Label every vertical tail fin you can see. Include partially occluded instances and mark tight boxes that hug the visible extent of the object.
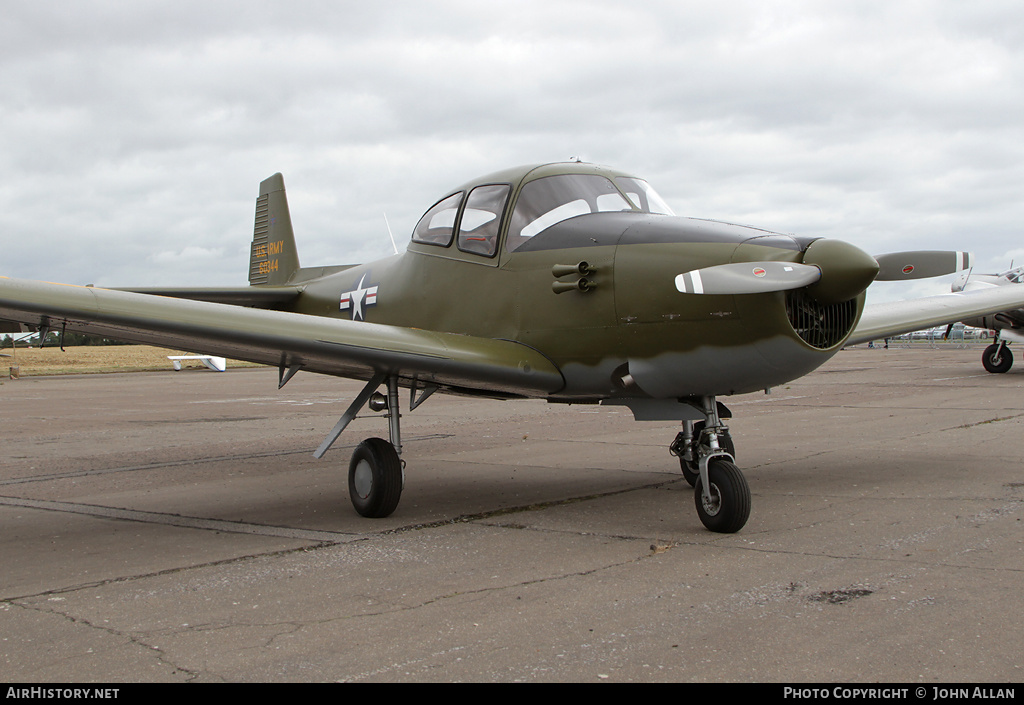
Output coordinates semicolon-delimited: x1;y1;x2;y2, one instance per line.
249;173;300;286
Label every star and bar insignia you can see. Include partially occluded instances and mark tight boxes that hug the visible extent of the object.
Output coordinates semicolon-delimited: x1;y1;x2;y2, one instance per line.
339;273;378;321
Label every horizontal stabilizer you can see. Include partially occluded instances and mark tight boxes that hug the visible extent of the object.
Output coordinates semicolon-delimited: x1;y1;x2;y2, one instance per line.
874;251;972;281
675;262;821;295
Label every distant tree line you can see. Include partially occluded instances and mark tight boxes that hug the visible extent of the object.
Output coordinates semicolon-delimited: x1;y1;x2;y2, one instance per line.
2;332;132;348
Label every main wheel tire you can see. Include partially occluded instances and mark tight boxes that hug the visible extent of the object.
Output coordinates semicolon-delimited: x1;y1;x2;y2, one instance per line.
694;459;751;533
982;343;1013;373
680;423;737;487
681;462;700;487
348;438;403;518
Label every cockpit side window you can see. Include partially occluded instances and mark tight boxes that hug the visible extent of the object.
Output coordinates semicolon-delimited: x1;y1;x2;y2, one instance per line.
457;184;510;257
412;192;464;247
506;174;632;252
615;177;675;215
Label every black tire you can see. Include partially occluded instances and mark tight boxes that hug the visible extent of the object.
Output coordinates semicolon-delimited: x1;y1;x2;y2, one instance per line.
680;461;700;487
348;438;403;518
694;459;751;533
982;344;1013;373
680;422;736;487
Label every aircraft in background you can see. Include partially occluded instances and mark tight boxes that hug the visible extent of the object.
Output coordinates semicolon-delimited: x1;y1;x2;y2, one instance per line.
950;267;1024;373
4;162;1024;533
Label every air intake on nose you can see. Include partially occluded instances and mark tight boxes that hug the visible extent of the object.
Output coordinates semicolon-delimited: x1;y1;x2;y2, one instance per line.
785;289;857;350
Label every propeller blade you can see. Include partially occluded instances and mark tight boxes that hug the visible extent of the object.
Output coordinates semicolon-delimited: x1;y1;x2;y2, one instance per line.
874;251;973;281
675;261;821;295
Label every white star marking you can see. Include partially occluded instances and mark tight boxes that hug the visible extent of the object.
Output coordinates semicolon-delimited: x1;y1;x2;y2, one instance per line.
340;274;378;321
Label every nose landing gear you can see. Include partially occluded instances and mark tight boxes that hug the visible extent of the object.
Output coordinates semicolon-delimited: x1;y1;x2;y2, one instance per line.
669;396;751;533
693;459;751;534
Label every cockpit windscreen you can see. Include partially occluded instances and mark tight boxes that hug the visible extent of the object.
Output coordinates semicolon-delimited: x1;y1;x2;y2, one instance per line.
506;174;670;252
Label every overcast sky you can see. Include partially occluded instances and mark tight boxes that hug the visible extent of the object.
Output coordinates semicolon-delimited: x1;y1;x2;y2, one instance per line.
4;1;1023;304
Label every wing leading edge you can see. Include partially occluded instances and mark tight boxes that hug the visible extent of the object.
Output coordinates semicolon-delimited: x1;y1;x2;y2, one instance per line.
849;285;1024;346
0;277;564;398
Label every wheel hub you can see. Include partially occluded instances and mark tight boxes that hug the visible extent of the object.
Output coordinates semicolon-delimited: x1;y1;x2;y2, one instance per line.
353;459;374;499
700;482;722;517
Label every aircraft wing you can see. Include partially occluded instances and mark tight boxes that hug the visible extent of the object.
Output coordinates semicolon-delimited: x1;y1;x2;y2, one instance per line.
848;286;1024;345
0;277;564;397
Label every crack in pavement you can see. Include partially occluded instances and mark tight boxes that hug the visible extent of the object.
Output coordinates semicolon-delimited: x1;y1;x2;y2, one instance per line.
0;495;368;543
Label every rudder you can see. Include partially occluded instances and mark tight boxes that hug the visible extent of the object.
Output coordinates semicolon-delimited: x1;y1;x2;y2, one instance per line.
249;173;300;285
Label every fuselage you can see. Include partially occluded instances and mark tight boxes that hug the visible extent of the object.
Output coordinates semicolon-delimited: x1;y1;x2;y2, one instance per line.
953;268;1024;332
280;163;866;400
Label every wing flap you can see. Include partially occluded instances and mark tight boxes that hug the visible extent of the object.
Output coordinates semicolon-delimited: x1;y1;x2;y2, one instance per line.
849;286;1024;345
0;277;564;396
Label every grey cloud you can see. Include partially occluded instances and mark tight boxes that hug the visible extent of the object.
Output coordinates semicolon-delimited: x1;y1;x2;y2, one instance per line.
1;1;1022;304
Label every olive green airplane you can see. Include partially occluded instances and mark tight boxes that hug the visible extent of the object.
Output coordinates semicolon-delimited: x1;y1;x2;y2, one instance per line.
5;161;1024;533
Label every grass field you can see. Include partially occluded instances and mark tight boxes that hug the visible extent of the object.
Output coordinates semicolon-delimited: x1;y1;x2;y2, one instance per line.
2;345;259;377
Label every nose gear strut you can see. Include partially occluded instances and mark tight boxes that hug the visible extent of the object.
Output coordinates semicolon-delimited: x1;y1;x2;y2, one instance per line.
669;395;751;533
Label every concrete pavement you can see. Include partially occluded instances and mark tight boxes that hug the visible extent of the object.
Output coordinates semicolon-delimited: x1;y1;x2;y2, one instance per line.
1;346;1021;682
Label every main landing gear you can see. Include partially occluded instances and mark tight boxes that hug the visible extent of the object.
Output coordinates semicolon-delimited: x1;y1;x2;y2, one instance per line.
313;373;436;518
669;396;751;533
313;376;751;532
983;338;1013;373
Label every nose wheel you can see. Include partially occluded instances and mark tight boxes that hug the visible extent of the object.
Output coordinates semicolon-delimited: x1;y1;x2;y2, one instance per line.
669;396;751;533
694;459;750;533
